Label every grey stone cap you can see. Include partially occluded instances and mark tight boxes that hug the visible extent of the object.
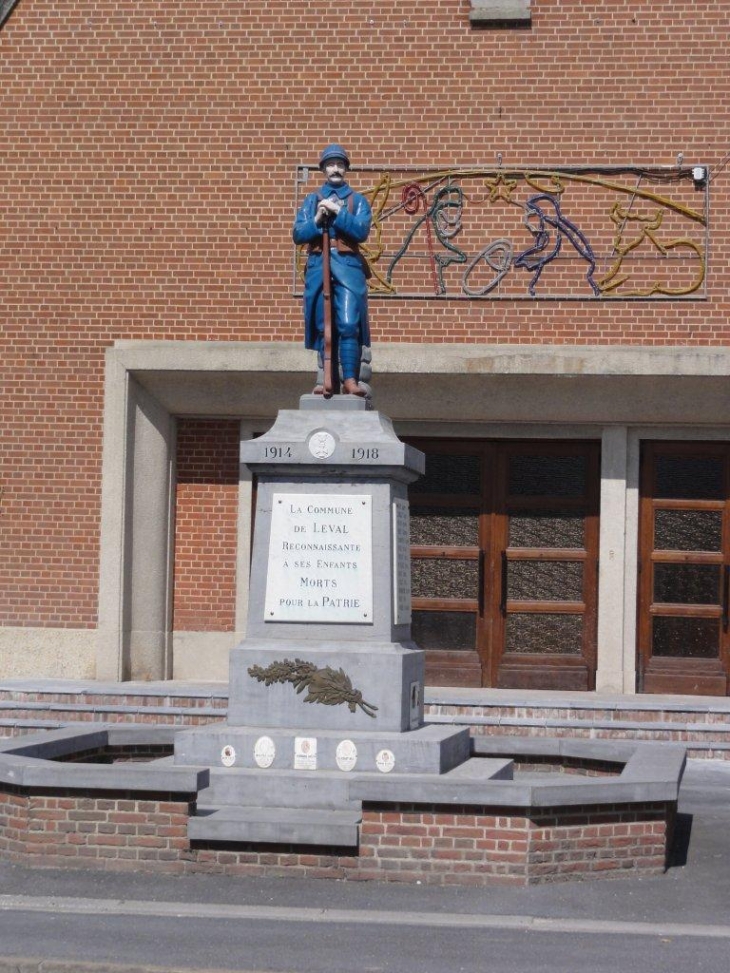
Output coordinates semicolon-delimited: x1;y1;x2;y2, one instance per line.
0;725;685;809
0;678;229;699
0;724;207;793
6;677;728;715
425;685;730;715
350;741;685;809
240;406;424;478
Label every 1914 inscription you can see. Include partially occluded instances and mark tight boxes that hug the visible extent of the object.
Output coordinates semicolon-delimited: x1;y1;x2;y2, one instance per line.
265;493;373;623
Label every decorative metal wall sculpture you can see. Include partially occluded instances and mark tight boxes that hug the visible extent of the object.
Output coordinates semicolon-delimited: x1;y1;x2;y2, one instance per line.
294;165;707;300
248;658;378;717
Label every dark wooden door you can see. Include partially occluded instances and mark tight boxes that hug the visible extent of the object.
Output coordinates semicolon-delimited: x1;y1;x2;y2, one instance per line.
638;442;730;695
407;439;600;689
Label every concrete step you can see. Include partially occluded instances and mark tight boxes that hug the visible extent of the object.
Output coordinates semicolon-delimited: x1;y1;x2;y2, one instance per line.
189;805;361;846
196;766;356;810
4;680;730;759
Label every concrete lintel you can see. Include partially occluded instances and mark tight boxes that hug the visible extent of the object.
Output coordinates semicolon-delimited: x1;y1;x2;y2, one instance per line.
107;341;730;425
111;340;730;380
470;1;531;28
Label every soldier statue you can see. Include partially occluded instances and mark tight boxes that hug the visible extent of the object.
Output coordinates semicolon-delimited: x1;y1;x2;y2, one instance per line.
293;144;372;396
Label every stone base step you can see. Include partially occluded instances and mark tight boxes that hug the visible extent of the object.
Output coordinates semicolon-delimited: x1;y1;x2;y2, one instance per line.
189;805;361;847
196;766;355;810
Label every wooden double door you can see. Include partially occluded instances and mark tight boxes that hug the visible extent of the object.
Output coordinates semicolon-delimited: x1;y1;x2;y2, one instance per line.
639;442;730;695
406;439;600;690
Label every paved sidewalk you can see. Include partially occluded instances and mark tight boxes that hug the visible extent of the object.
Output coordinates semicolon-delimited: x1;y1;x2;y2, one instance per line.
0;759;728;973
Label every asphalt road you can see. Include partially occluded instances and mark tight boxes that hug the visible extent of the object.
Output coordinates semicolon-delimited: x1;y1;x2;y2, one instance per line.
0;759;728;973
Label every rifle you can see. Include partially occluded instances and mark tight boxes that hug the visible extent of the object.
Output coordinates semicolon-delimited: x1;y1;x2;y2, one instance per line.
321;216;339;397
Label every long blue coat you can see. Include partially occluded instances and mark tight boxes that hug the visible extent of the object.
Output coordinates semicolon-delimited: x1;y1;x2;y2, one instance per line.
293;183;372;351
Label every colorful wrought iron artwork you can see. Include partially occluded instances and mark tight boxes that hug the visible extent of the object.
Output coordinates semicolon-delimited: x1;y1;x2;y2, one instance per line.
294;166;707;300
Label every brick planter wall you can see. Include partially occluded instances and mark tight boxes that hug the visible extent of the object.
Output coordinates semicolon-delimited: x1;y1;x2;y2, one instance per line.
0;786;672;885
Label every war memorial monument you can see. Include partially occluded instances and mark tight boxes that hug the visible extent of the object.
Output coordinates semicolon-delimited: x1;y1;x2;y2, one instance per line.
0;147;685;884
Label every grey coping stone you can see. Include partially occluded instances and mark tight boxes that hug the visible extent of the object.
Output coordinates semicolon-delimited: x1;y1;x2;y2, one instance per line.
471;735;637;763
349;774;678;809
0;726;684;815
0;725;110;758
424;686;730;714
0;701;225;716
106;724;179;746
0;679;229;698
442;757;514;781
349;742;685;809
0;723;178;755
0;754;207;793
189;805;361;846
5;678;730;716
0;724;208;792
432;713;730;736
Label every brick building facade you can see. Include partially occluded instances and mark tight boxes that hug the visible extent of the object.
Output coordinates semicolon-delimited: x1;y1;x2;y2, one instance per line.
3;1;730;698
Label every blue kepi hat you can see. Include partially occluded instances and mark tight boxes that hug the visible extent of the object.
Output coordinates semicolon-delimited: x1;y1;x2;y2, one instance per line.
319;144;350;168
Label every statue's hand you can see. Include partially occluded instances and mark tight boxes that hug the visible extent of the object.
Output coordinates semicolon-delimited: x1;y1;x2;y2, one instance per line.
314;203;330;226
321;198;342;215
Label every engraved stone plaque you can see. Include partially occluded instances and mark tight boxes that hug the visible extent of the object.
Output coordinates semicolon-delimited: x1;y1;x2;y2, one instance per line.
253;735;276;769
335;739;358;772
265;493;373;623
375;749;396;774
294;736;318;770
392;498;412;625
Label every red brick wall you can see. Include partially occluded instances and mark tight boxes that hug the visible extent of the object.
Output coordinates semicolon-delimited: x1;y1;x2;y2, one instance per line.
173;419;240;632
0;788;671;884
2;1;730;627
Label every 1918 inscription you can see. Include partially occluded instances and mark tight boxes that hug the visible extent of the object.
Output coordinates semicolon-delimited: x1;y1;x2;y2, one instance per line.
265;493;373;623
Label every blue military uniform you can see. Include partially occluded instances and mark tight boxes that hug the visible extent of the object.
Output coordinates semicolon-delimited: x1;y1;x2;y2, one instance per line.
293;167;372;384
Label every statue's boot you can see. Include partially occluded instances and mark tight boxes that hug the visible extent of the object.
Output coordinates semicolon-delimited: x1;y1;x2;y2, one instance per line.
312;385;325;395
342;378;366;396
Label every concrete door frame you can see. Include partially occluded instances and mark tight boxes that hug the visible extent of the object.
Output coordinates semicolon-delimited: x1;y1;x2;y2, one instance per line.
95;340;730;689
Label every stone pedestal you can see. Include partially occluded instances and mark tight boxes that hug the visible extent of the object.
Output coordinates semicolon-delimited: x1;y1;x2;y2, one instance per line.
173;396;474;840
229;396;428;737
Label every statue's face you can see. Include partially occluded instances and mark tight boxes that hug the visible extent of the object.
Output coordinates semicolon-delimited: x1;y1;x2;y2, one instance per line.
323;158;348;186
